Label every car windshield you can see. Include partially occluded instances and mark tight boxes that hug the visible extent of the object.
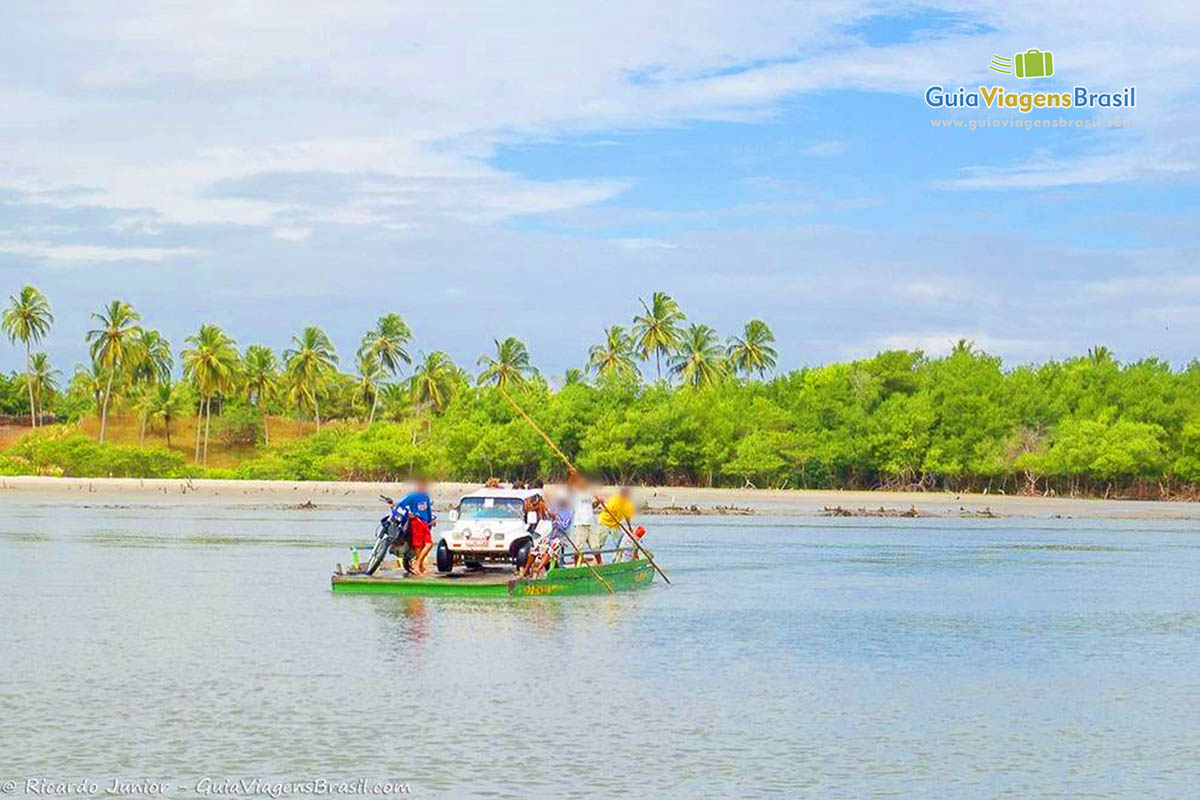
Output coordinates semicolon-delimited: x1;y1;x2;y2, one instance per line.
458;496;526;520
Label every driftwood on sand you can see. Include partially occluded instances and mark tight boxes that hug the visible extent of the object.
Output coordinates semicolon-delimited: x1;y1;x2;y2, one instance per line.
822;505;998;519
644;503;755;516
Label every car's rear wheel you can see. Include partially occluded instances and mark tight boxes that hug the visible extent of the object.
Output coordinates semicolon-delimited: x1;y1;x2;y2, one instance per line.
436;540;454;573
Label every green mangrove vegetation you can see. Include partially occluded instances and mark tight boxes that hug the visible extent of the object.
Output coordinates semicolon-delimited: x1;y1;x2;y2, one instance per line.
3;285;1200;498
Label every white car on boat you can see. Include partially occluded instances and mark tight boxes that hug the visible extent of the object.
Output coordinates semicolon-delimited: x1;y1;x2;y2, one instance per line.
436;487;550;572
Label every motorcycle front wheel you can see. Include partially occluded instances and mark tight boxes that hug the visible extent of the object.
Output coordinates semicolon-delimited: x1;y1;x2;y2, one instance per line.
365;535;391;576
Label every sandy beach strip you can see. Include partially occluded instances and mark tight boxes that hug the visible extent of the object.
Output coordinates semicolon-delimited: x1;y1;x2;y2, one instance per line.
1;475;1197;520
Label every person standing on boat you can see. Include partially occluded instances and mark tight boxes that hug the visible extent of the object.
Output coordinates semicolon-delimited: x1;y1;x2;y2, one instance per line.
395;479;436;575
568;468;601;567
597;487;636;561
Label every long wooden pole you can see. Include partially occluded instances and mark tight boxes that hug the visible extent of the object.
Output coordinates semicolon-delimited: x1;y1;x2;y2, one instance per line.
498;387;613;593
499;384;671;586
498;384;575;468
558;531;614;594
597;497;672;585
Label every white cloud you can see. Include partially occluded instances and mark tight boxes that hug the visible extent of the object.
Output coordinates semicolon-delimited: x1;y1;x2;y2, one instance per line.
0;241;200;262
0;1;1198;375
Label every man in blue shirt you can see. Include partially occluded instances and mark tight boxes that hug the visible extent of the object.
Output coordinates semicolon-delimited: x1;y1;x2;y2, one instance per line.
394;479;436;574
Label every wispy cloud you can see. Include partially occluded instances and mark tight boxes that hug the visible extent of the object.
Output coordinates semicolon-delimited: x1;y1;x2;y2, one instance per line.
0;241;200;262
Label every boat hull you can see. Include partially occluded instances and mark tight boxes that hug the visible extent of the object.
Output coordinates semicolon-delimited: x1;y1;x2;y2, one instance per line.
331;558;656;597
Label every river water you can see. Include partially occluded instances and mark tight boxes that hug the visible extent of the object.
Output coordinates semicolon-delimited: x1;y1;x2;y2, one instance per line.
2;499;1199;798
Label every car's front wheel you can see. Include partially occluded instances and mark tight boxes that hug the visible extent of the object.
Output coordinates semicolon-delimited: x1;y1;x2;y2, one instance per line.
510;536;533;568
436;540;454;573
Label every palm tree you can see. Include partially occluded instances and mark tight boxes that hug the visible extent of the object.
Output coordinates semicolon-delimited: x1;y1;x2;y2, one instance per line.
476;337;536;389
241;345;279;444
355;352;384;417
131;385;156;445
28;352;60;425
2;286;54;428
129;329;173;442
359;314;412;426
1088;345;1115;366
86;300;143;442
587;325;639;378
142;381;190;448
283;326;338;430
950;338;976;357
632;291;685;381
71;362;106;418
726;319;778;378
410;351;457;413
669;323;728;388
131;329;173;385
181;324;240;463
563;368;586;387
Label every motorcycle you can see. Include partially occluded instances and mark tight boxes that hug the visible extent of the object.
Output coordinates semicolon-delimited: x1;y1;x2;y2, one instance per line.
365;494;414;576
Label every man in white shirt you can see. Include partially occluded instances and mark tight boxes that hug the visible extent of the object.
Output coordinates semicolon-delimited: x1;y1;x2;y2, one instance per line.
567;468;600;566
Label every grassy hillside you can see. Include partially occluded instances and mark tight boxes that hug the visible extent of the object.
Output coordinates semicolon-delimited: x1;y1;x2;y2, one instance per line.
2;415;332;471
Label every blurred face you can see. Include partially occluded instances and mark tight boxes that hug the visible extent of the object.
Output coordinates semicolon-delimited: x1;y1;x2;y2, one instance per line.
619;487;632;500
416;479;429;493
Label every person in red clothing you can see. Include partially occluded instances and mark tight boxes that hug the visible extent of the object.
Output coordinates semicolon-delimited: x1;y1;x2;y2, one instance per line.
394;479;436;575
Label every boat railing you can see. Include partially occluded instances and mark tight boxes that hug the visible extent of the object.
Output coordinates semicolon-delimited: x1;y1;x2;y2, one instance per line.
552;541;638;567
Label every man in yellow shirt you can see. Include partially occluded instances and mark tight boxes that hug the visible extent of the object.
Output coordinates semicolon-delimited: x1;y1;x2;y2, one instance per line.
596;487;635;562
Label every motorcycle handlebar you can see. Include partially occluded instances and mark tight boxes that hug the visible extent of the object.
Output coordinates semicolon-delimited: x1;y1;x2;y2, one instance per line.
379;494;394;505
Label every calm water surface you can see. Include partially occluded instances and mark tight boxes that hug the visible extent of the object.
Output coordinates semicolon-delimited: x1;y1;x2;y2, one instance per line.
2;499;1199;798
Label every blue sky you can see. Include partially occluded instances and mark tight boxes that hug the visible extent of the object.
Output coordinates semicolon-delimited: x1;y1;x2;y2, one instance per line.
1;1;1197;379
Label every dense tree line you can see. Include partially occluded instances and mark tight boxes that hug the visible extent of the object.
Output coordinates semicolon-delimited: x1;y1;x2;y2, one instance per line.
3;285;1200;497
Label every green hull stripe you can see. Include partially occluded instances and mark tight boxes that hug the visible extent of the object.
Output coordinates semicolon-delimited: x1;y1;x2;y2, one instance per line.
332;559;656;597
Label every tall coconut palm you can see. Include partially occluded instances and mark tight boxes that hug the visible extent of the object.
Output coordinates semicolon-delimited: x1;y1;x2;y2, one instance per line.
410;351;457;413
86;300;143;442
476;337;536;389
129;329;173;442
283;326;338;430
2;285;54;428
241;345;279;444
587;325;639;378
131;329;174;385
669;323;728;388
28;352;60;425
181;324;240;463
726;319;778;378
632;291;685;381
131;385;156;445
359;313;412;426
354;352;384;417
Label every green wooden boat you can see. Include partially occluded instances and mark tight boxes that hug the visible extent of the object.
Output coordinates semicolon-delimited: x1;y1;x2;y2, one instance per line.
331;558;656;597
